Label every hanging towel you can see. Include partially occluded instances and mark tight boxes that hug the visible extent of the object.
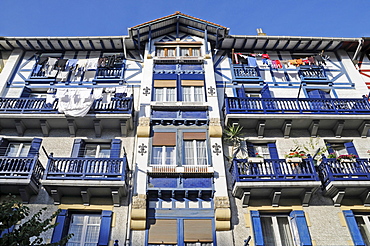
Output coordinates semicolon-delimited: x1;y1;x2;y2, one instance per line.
247;56;257;67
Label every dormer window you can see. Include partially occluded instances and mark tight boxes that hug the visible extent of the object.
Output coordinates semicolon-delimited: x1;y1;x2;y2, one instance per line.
156;48;176;57
180;47;201;57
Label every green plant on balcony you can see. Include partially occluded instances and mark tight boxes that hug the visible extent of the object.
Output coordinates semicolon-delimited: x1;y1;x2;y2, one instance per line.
327;153;337;159
223;124;243;160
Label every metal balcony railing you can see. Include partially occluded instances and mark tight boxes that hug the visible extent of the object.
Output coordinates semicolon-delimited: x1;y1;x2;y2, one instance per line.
298;66;328;81
43;155;129;182
230;157;319;183
225;97;370;114
232;65;262;81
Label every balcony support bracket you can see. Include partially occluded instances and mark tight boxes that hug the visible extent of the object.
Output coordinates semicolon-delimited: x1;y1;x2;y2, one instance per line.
40;120;50;137
272;190;281;207
309;120;320;137
282;120;292;138
94;120;102;138
301;190;313;207
15;120;25;136
334;120;345;138
19;188;31;204
67;119;77;137
333;190;345;207
358;120;370;138
242;191;251;207
112;189;122;207
362;190;370;207
120;120;127;137
256;120;265;138
81;189;91;206
51;189;61;205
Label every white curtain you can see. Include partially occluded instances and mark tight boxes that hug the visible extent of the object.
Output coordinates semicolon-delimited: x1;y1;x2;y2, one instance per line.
167;88;176;101
152;147;163;165
261;217;276;246
277;217;294;246
154;88;164;101
182;87;192;102
165;147;175;165
184;141;194;165
194;87;204;102
196;141;207;165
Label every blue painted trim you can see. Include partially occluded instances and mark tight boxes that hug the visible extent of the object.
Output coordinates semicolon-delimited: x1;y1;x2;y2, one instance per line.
250;211;264;246
290;210;312;246
343;210;366;246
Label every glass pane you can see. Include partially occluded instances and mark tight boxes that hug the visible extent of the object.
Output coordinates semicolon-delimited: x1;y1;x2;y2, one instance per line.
182;87;192;102
356;216;370;245
155;88;164;101
84;145;97;158
98;145;111;158
6;143;20;157
261;217;277;246
192;48;200;57
194;87;204;102
184;141;194;165
165;147;175;165
19;144;31;157
156;48;165;57
152;147;163;165
196;141;207;165
166;88;176;102
277;217;294;246
181;48;190;56
167;48;176;57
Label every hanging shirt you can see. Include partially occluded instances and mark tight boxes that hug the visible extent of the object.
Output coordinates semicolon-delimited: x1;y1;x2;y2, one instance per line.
247;56;257;67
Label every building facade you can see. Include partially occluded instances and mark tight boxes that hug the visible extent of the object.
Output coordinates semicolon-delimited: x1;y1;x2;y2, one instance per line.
1;12;370;246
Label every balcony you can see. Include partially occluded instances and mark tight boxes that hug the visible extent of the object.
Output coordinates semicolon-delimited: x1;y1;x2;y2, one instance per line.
319;158;370;206
42;155;129;206
298;66;329;83
232;65;263;82
0;156;44;203
0;96;133;137
151;109;208;126
225;97;370;138
230;158;321;206
26;66;125;85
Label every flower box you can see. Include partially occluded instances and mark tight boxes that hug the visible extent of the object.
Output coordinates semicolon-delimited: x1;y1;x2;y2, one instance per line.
286;157;302;163
339;159;355;163
248;157;264;163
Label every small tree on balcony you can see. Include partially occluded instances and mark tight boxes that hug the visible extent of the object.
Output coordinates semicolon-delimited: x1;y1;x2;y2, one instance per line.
0;195;72;246
223;124;244;160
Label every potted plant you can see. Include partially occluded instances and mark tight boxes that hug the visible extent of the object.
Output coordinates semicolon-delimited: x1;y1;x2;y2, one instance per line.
248;153;264;163
337;154;357;163
327;153;337;159
285;150;306;163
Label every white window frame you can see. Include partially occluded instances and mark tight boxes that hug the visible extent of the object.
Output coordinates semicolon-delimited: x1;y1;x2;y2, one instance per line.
67;214;101;246
260;214;297;246
183;139;208;166
254;144;270;159
84;143;111;158
151;146;176;166
6;142;31;157
154;87;176;102
182;86;204;102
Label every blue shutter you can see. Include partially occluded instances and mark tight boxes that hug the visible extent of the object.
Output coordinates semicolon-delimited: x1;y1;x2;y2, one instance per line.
27;138;42;157
261;84;271;98
290;210;312;246
51;209;68;243
246;142;256;157
307;90;321;98
0;225;15;238
318;90;331;98
237;86;246;98
71;139;85;157
267;143;279;159
343;210;366;246
344;142;359;157
250;211;264;246
326;143;334;156
20;87;32;98
98;210;113;246
0;138;9;156
110;139;121;158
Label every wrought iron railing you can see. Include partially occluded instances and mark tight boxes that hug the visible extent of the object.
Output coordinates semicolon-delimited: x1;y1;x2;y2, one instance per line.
225;97;370;114
230;157;319;183
43;155;129;182
0;156;44;186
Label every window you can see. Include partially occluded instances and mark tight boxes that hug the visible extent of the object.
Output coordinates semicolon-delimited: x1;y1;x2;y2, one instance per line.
0;138;42;158
154;87;176;102
180;47;201;57
156;48;176;57
307;89;331;98
151;132;176;166
236;84;271;98
246;142;278;159
51;210;112;246
326;141;359;157
354;214;370;245
183;132;207;166
251;210;312;246
71;139;122;158
67;214;101;246
181;75;205;102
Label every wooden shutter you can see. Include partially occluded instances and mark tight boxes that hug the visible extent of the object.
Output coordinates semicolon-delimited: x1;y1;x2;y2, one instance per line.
267;143;279;159
152;132;176;146
289;210;312;246
51;209;69;243
250;211;264;246
153;80;177;87
183;132;206;140
343;210;366;246
98;210;113;246
110;139;121;158
71;139;86;157
184;219;213;242
246;142;256;157
148;219;178;244
260;84;271;98
27;138;42;158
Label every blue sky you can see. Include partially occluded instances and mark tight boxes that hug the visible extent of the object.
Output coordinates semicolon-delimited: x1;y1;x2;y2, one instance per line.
2;0;370;38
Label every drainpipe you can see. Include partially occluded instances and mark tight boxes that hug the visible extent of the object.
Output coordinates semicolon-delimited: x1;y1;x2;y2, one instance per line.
352;38;364;63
